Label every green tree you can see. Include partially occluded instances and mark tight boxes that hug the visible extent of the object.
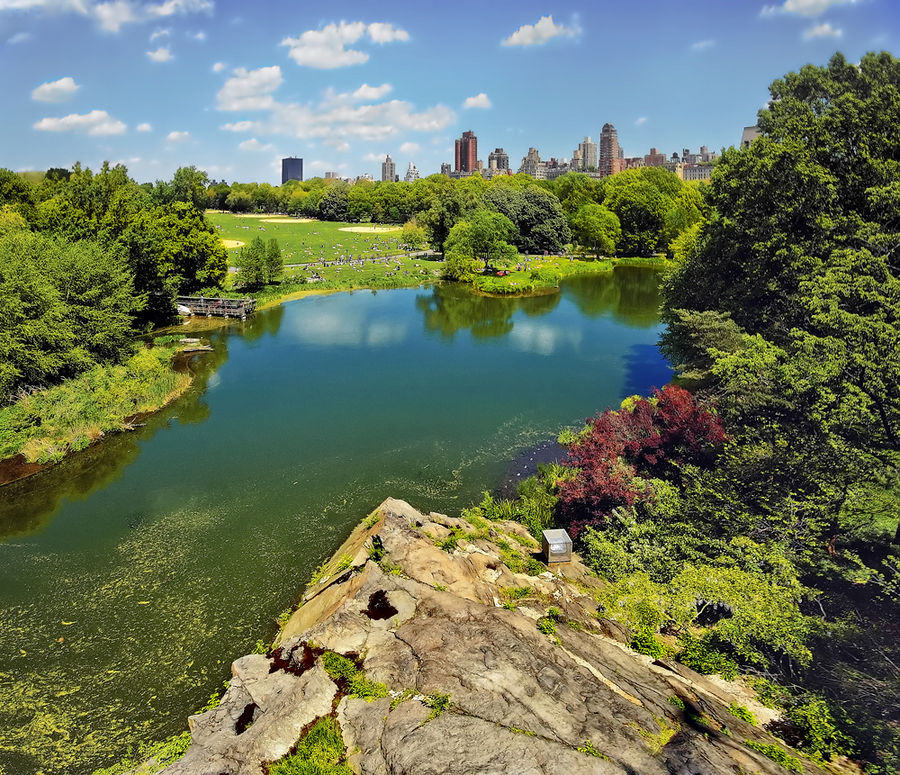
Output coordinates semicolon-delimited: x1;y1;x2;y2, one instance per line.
398;220;427;252
0;233;76;397
602;170;670;256
0;205;27;236
264;238;283;283
236;236;266;288
571;203;621;258
443;210;517;275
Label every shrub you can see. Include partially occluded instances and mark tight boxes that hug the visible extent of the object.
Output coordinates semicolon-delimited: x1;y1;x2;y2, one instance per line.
744;740;802;773
630;627;670;659
536;617;557;635
676;633;739;680
728;704;757;725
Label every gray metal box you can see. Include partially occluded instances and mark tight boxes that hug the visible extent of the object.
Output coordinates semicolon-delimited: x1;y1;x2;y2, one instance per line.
541;529;572;564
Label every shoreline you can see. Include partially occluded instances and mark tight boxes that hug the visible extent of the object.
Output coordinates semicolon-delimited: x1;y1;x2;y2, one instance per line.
0;348;208;488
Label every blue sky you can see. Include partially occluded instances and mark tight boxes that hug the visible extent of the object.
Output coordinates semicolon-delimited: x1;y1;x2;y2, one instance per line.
1;0;897;184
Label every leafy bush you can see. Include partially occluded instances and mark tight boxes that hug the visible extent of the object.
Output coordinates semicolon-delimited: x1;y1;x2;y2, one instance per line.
676;633;739;680
783;696;853;761
629;627;670;659
536;617;557;635
743;740;802;773
557;385;725;536
728;704;757;724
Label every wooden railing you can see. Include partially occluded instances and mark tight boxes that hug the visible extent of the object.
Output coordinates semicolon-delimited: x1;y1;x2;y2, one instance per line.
175;296;256;319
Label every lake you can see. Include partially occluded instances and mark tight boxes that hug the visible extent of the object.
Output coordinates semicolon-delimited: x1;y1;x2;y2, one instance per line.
0;268;671;774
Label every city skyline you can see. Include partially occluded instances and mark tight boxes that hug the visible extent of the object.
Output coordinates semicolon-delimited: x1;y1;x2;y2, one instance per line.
0;0;897;184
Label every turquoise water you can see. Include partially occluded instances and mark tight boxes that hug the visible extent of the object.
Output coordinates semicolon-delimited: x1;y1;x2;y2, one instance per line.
0;268;670;774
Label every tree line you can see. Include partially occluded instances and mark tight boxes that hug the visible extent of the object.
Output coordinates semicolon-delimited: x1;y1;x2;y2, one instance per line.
209;165;705;266
0;163;228;401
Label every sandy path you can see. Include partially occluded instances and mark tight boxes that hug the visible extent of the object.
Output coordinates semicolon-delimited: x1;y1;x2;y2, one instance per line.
338;225;401;233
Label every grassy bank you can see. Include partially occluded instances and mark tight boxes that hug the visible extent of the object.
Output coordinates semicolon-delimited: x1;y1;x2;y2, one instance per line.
469;254;670;295
221;254;445;308
0;344;193;465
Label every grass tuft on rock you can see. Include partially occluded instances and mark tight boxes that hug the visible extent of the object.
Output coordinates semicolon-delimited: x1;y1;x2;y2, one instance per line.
267;716;352;775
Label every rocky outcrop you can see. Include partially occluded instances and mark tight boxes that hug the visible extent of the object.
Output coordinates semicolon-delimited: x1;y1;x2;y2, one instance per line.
161;498;829;775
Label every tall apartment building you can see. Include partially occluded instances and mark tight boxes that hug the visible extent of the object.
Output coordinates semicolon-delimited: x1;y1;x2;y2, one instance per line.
577;136;598;171
281;157;303;183
404;162;420;183
741;126;760;149
518;147;547;179
598;124;621;176
643;147;667;167
440;162;452;176
381;154;396;183
454;130;477;173
488;147;509;171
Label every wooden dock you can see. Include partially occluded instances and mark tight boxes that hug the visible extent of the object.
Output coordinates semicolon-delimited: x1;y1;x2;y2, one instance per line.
176;296;256;319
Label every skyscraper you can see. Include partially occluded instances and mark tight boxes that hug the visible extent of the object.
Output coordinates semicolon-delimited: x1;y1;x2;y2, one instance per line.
454;130;477;173
381;154;396;182
577;137;598;171
599;124;621;177
281;157;303;184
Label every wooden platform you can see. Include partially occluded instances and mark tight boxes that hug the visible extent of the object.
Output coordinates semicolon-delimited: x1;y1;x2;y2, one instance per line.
176;296;256;319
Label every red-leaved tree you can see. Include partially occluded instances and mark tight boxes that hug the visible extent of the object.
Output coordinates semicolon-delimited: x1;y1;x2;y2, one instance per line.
558;385;726;536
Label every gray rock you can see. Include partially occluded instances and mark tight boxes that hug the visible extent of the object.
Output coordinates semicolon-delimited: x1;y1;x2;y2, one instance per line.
159;498;830;775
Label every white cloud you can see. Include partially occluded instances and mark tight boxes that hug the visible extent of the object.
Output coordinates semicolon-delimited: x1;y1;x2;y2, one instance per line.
265;99;455;142
221;120;258;132
94;0;139;33
190;30;204;40
31;76;80;102
502;15;578;47
212;61;226;72
463;92;491;109
149;26;169;40
166;129;190;142
146;0;212;18
690;39;715;52
217;65;282;110
146;46;172;62
218;70;454;143
0;0;212;33
281;21;409;69
762;0;858;16
7;31;31;44
366;21;408;44
33;109;127;136
353;82;392;101
137;122;152;131
634;116;647;126
804;21;843;38
399;141;420;155
238;137;273;151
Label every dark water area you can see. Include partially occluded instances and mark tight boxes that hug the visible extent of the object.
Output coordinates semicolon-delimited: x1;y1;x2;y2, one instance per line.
0;267;670;774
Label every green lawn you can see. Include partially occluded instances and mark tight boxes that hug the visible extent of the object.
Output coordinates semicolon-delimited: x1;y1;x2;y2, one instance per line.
206;212;405;265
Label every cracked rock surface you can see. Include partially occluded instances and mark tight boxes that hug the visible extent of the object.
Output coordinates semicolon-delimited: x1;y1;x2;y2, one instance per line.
159;498;829;775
